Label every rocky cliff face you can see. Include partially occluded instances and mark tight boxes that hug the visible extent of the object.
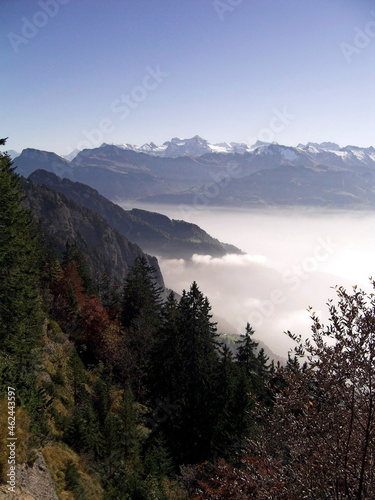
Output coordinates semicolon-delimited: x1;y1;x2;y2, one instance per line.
27;170;242;258
22;179;164;288
0;453;58;500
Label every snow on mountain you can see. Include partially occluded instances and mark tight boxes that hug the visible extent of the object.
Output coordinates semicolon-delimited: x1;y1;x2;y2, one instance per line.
163;136;210;157
97;136;375;170
253;143;301;162
112;136;257;157
296;143;320;155
281;148;298;161
296;142;375;169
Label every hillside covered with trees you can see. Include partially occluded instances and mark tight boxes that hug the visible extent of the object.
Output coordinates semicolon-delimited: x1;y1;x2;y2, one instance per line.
1;140;374;499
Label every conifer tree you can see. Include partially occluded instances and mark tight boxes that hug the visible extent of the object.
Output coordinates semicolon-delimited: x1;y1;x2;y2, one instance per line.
257;348;270;378
64;460;86;499
118;386;140;460
235;324;271;404
148;291;181;399
0;141;42;377
65;351;104;457
121;256;163;330
62;242;93;293
50;261;84;338
235;323;259;376
153;282;221;464
97;272;121;314
120;257;163;398
213;344;249;457
255;348;274;406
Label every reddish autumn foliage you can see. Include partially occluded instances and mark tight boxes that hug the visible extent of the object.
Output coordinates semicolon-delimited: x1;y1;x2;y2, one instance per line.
80;295;124;364
55;261;85;302
48;261;123;364
49;261;84;335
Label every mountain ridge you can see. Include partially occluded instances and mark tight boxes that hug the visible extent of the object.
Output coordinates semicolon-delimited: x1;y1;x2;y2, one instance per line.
13;138;375;208
101;135;375;161
28;169;243;258
22;178;165;288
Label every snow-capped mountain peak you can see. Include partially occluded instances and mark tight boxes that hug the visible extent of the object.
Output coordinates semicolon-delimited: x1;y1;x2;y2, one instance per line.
111;136;258;157
65;137;375;170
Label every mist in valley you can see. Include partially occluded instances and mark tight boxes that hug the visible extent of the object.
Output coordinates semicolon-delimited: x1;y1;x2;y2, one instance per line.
123;203;375;358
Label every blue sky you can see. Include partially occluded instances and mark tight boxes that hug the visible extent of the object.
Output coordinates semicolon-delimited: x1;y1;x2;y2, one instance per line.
1;0;374;154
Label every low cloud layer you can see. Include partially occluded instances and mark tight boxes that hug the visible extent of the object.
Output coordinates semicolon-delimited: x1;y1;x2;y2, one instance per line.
191;254;267;266
144;205;375;358
158;254;345;357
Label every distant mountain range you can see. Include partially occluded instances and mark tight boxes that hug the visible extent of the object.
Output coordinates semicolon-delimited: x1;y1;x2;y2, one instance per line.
82;135;375;164
101;135;257;158
11;136;375;208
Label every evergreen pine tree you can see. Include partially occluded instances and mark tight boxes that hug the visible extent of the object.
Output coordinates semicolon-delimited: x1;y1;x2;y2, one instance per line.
235;323;270;404
119;386;140;460
65;352;105;458
62;242;93;293
97;272;121;314
213;344;242;457
255;347;274;406
148;291;181;399
154;282;221;464
257;348;271;378
64;460;86;499
0;142;43;399
0;144;41;356
120;257;163;399
121;256;163;330
235;323;259;376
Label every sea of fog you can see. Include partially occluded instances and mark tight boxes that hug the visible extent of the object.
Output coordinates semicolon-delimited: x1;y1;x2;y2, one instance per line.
120;202;375;358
